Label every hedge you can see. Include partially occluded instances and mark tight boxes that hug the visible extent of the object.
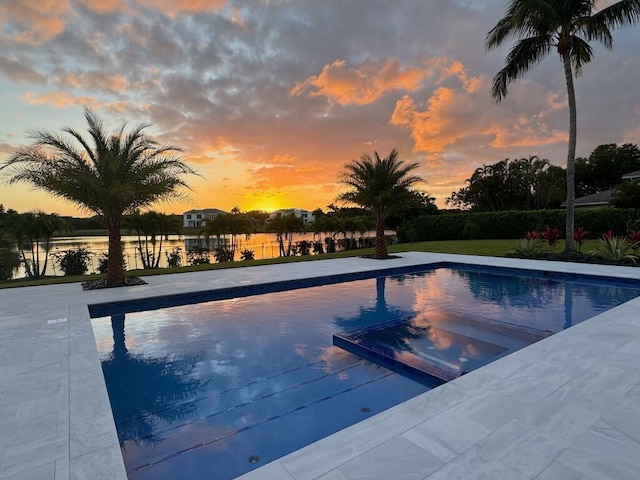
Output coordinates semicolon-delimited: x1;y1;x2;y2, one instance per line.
397;208;640;242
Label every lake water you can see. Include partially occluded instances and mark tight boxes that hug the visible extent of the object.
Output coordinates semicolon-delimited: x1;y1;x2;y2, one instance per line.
10;231;385;278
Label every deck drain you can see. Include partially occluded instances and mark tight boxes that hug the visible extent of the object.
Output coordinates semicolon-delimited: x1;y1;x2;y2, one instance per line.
361;406;371;413
248;455;260;464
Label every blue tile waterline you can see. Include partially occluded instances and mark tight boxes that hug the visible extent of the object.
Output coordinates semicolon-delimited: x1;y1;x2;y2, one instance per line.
88;263;640;480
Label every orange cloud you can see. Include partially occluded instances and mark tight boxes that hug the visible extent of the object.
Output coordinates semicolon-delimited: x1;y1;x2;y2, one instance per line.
291;56;484;107
251;164;328;189
22;91;102;109
261;154;300;166
390;90;465;152
0;0;69;44
58;73;132;93
20;91;139;116
291;59;426;106
391;76;568;155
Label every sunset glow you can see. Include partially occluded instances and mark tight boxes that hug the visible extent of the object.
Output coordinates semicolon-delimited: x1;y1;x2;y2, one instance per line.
1;1;639;216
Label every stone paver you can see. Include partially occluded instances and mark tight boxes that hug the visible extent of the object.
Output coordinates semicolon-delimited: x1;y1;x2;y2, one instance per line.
1;252;639;480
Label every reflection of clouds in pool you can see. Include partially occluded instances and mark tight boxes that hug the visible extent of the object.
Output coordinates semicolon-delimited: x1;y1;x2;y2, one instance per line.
318;345;355;374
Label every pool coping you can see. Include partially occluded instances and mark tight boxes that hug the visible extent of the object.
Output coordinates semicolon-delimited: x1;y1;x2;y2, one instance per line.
1;252;640;479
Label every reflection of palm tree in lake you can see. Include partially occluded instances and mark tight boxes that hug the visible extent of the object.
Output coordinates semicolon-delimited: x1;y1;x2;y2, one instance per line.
103;314;207;447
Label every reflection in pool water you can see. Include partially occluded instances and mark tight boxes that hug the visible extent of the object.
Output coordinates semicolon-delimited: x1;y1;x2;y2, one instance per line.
90;265;640;480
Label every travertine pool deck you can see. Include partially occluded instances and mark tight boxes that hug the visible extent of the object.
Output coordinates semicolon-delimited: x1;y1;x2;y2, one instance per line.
1;252;639;480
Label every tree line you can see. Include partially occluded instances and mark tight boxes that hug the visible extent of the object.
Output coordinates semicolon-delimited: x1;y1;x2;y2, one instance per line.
446;143;640;212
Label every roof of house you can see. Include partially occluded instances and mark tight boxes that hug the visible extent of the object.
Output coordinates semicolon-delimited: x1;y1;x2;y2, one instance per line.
622;170;640;180
183;208;227;215
561;188;614;208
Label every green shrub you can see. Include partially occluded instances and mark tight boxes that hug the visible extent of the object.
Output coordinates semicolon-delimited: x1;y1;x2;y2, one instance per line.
166;247;182;268
512;237;547;257
397;208;640;242
53;247;92;276
187;247;210;265
462;220;480;239
0;248;20;281
591;235;637;263
240;249;255;261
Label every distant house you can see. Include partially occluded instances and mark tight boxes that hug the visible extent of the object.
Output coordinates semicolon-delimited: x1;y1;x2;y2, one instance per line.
562;170;640;209
565;189;615;209
182;208;227;228
268;208;315;225
622;170;640;181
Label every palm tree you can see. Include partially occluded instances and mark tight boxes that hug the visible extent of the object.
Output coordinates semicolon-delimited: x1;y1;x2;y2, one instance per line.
6;211;68;279
125;211;182;269
487;0;640;251
266;212;304;257
0;108;195;286
338;149;421;259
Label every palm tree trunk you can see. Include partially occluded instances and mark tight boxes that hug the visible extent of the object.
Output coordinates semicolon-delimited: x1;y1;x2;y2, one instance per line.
106;220;125;286
155;235;163;269
374;216;388;259
562;52;576;252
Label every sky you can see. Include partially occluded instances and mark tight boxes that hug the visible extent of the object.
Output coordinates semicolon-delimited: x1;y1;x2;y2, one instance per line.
1;0;640;217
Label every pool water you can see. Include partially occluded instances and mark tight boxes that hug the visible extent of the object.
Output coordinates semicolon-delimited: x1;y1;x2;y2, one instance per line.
90;265;640;479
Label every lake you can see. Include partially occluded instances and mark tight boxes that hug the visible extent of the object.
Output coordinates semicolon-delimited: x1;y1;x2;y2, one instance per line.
10;231;386;279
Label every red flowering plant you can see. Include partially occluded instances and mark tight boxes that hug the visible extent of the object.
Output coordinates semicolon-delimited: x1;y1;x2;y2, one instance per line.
628;230;640;253
524;230;539;240
603;230;615;241
573;227;588;252
541;226;560;250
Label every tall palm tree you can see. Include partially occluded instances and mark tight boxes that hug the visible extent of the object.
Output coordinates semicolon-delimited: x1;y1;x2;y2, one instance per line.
486;0;640;251
338;149;421;259
0;108;195;286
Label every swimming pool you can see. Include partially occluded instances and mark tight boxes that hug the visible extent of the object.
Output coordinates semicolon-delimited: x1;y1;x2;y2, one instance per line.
89;263;640;479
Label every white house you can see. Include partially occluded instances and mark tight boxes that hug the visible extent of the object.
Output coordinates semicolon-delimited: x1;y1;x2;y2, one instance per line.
183;208;227;228
268;208;315;225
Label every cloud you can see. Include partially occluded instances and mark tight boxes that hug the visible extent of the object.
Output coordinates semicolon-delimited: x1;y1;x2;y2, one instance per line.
391;75;568;156
250;164;331;189
291;59;426;106
22;91;101;109
21;91;136;114
77;0;125;13
291;57;483;107
0;0;69;44
0;142;15;155
0;56;47;84
138;0;227;17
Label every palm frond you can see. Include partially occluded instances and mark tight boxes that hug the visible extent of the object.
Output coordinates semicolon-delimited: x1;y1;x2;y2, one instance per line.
338;149;422;220
592;0;640;29
491;35;553;101
570;36;594;75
